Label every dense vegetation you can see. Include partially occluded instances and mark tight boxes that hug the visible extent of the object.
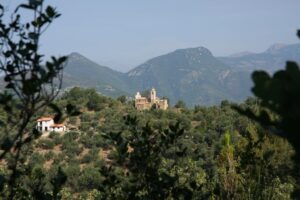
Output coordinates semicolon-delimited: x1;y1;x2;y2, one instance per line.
0;87;296;199
0;1;299;199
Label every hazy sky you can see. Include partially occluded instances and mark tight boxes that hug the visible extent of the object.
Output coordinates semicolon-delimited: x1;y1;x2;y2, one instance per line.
3;0;300;72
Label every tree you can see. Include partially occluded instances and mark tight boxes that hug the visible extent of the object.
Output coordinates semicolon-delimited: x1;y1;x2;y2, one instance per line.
100;116;198;199
0;1;75;198
175;100;187;109
217;131;242;199
117;95;126;104
234;62;300;154
233;30;300;197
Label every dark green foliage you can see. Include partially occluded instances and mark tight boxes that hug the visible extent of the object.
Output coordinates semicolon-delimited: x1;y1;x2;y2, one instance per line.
78;167;103;190
232;32;300;197
235;62;300;156
0;1;82;198
51;167;67;200
61;87;114;112
37;139;55;150
0;86;296;198
49;132;62;145
61;141;82;157
0;1;298;197
62;131;79;141
175;100;187;109
28;152;45;167
117;95;127;103
44;152;55;161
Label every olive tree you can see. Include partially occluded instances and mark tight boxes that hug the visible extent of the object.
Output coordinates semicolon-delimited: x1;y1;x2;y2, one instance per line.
0;1;76;199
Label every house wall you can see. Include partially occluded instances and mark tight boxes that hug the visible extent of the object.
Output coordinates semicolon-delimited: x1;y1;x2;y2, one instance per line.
36;120;54;132
50;126;65;132
36;119;66;133
158;99;168;110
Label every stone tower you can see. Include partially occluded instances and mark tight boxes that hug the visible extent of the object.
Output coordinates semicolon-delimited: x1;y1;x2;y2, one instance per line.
149;88;156;103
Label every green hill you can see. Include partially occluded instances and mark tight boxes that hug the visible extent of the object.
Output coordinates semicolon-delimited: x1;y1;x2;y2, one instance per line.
62;53;131;97
61;44;300;106
126;47;252;106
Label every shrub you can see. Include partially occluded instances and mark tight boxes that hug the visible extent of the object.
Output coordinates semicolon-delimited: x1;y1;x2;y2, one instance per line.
28;152;45;167
49;131;59;139
79;135;94;149
62;141;83;156
80;122;91;132
37;139;55;150
78;167;104;190
44;151;55;161
68;116;78;125
63;131;79;141
80;152;94;164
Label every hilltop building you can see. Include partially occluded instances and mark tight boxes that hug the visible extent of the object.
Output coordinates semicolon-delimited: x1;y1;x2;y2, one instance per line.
36;117;66;133
134;88;168;110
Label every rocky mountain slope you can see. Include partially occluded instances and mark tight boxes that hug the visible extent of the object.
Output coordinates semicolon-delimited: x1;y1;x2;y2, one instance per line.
62;43;300;106
126;47;252;105
219;43;300;72
63;53;131;97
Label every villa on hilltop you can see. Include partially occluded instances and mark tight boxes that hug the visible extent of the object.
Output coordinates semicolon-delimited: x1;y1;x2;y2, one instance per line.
36;117;66;133
135;88;168;110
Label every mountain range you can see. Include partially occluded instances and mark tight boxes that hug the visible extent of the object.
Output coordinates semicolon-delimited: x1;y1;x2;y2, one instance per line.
62;43;300;106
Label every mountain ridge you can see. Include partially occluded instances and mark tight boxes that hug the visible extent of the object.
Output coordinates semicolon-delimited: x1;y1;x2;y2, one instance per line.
62;43;300;106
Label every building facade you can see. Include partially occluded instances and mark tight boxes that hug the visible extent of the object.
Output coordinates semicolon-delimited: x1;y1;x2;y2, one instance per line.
36;117;66;133
135;88;168;110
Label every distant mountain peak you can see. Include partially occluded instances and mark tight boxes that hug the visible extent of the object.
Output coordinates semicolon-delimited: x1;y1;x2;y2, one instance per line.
174;46;213;56
68;52;87;60
265;43;287;53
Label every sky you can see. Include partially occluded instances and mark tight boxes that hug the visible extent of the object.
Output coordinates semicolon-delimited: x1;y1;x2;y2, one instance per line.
2;0;300;72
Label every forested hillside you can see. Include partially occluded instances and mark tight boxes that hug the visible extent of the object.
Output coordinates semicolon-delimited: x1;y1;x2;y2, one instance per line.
0;87;295;199
63;53;131;97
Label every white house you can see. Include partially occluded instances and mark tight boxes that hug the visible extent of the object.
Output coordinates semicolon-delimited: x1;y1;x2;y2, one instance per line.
50;124;66;132
36;117;66;133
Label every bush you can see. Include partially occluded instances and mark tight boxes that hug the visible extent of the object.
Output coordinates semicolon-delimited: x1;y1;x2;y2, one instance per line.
62;141;83;156
28;152;45;167
37;139;55;150
80;122;91;132
78;167;104;190
49;131;59;139
44;151;55;161
79;135;94;149
93;134;106;148
49;131;63;145
62;131;80;141
80;152;94;164
68;116;78;125
52;153;65;165
80;113;94;123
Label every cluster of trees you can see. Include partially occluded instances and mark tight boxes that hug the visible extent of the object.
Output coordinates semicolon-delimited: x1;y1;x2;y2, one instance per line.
1;86;297;199
0;1;299;199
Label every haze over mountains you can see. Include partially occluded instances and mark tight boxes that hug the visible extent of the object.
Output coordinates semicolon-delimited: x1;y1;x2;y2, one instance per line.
63;43;300;106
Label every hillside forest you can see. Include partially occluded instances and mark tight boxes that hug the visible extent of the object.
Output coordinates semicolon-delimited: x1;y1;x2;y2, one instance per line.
0;86;298;199
0;1;300;200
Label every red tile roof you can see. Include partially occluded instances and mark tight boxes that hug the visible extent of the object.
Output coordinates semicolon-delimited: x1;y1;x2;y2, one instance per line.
37;117;53;122
50;124;65;128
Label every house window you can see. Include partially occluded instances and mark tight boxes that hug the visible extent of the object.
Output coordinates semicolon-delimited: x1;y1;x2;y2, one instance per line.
45;127;48;131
